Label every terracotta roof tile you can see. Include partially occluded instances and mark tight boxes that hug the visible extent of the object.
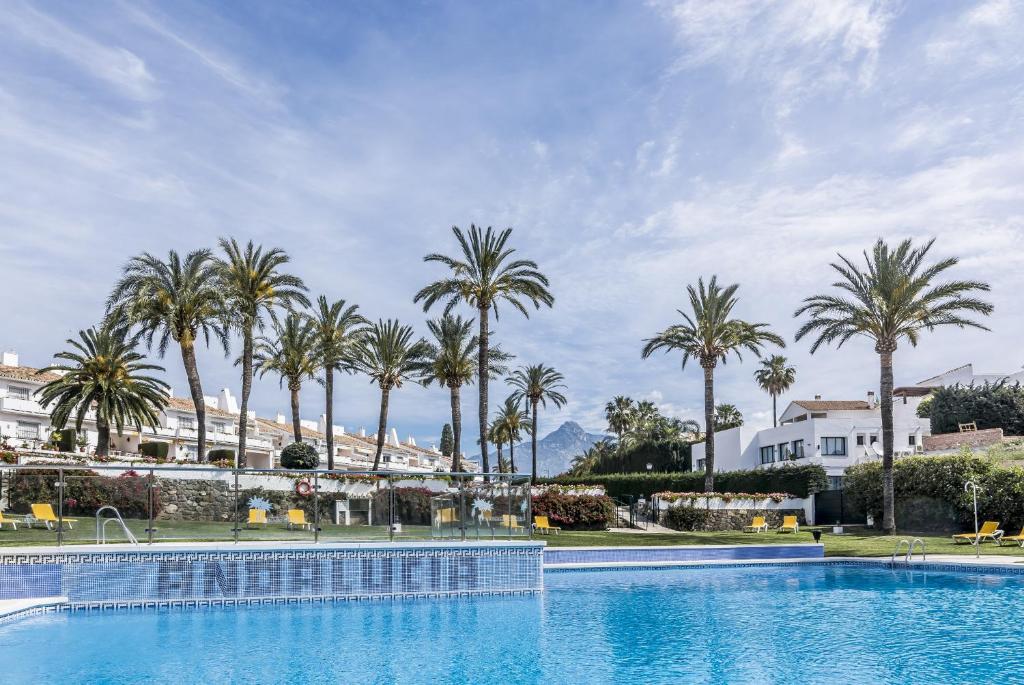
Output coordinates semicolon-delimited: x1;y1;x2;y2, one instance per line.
0;364;61;384
165;396;235;419
893;386;934;397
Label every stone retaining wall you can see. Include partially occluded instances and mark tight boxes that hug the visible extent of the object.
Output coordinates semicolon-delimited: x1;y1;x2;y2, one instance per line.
157;478;236;521
658;506;806;531
923;428;1004;452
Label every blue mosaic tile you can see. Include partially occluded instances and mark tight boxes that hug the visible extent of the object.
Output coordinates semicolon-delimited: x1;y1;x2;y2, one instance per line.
543;544;823;566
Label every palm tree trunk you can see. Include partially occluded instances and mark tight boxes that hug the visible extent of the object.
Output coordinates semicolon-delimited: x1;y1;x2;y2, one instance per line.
531;398;539;484
496;441;504;473
237;328;253;468
509;440;516;474
325;367;334;470
290;384;302;444
372;386;390;471
478;306;490;478
96;416;110;457
772;393;778;427
880;348;896;533
702;364;715;493
450;385;462;473
180;342;207;462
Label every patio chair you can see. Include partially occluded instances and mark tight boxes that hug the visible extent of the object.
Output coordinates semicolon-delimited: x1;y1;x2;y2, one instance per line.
0;511;21;530
744;516;768;533
30;503;78;530
287;509;311;530
999;527;1024;547
247;508;268;528
534;515;560;535
777;515;799;533
952;520;1003;544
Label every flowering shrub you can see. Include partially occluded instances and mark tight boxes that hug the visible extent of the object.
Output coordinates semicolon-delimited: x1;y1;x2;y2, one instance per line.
654;491;793;504
531;484;606;496
531;491;616;530
9;469;158;519
0;451;17;464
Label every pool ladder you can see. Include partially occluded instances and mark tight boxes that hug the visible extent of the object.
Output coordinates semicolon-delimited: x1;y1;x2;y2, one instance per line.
891;538;926;564
95;506;138;545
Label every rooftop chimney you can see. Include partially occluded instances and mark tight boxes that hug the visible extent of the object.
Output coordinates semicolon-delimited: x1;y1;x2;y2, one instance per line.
389;428;400;446
867;390;877;408
359;427;366;438
1;351;18;367
276;413;286;425
406;435;416;447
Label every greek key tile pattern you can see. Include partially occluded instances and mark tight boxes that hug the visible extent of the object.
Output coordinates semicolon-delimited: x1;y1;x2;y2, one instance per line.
0;545;543;608
543;544;823;566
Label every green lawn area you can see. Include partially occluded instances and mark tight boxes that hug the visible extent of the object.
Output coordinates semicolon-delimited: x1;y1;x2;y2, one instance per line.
3;519;1023;559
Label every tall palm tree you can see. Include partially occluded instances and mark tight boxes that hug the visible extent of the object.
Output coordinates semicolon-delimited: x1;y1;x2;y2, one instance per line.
216;238;308;466
488;419;509;473
754;354;796;427
36;323;169;457
413;315;511;473
604;395;635;447
414;225;553;476
307;296;367;470
713;403;744;430
795;238;992;533
508;364;567;483
253;314;319;444
349;320;429;470
496;395;531;474
642;276;784;492
108;250;227;462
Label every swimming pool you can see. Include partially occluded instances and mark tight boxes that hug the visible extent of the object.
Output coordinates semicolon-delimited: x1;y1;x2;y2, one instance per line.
2;562;1022;684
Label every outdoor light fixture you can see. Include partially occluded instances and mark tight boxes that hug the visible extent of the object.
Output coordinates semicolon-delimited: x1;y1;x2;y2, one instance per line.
645;462;653;472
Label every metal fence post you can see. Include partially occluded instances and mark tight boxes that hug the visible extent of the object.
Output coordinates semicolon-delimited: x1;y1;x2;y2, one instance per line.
313;471;320;544
458;475;467;542
526;477;533;540
56;467;64;547
147;468;155;545
388;476;395;543
233;468;240;544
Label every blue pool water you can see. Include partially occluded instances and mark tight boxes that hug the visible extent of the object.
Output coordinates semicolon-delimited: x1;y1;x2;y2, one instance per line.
2;563;1023;684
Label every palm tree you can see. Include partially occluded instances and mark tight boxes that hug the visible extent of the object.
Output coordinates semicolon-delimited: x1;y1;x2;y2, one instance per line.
496;395;531;474
413;314;511;473
754;355;796;427
108;250;227;462
713;403;744;430
36;323;169;457
642;276;784;492
508;364;567;483
253;314;319;444
795;238;992;532
349;320;430;470
414;225;554;476
307;296;367;470
488;419;509;473
216;238;308;466
604;396;635;447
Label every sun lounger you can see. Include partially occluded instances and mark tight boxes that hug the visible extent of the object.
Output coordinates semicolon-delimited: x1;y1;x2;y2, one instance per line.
247;508;268;528
778;515;799;533
744;516;768;533
287;509;311;530
999;527;1024;547
500;514;523;531
0;511;21;530
534;515;560;535
952;520;1002;544
30;503;77;530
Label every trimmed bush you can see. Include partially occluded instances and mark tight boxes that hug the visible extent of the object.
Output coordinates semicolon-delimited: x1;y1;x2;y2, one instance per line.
663;506;712;531
531;491;616;530
9;469;158;519
371;487;433;526
207;448;235;463
538;464;827;500
926;381;1024;435
140;442;170;459
280;442;320;470
845;452;1024;532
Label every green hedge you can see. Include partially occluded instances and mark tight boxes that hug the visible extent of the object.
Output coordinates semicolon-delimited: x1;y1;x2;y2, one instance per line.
9;469;158;519
531;491;616;530
845;453;1024;532
140;442;169;458
207;448;235;463
926;381;1024;435
280;442;319;470
588;439;692;474
538;464;827;500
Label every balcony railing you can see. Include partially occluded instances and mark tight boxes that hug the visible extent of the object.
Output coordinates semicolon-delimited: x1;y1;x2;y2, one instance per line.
0;396;48;415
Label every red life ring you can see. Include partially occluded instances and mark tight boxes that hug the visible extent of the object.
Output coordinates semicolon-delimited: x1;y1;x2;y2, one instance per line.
295;479;313;497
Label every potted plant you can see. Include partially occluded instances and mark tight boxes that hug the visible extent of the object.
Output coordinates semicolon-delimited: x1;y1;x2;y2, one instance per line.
76;435;88;453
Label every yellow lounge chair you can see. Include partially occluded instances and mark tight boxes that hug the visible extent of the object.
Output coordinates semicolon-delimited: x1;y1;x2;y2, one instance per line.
953;520;1003;544
534;515;560;535
500;514;523;531
437;507;458;525
778;515;799;533
30;503;78;530
0;511;21;530
287;509;311;530
247;508;268;528
1000;527;1024;547
744;516;768;533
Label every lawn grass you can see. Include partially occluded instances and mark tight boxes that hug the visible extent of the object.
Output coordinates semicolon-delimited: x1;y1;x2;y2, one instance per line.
3;519;1023;559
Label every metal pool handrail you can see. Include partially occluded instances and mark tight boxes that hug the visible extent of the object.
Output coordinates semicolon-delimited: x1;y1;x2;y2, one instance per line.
95;506;137;545
891;538;926;564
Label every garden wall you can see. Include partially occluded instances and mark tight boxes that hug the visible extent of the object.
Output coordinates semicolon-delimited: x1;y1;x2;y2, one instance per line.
654;496;812;531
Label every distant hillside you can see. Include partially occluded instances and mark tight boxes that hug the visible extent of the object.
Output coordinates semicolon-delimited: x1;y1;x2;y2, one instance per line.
477;421;605;476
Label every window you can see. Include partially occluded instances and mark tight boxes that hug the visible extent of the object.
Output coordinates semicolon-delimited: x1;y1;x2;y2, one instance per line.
828;476;845;491
822;437;847;456
759;445;775;464
856;434;865;446
792;439;804;458
778;442;790;460
908;434;917;446
696;458;706;471
811;412;827;418
213;422;226;432
179;417;196;430
16;421;39;439
7;385;30;401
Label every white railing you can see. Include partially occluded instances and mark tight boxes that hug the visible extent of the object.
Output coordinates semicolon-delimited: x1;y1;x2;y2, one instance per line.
0;396;48;415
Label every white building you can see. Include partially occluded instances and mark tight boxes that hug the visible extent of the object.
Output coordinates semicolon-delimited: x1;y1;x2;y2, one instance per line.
0;350;457;473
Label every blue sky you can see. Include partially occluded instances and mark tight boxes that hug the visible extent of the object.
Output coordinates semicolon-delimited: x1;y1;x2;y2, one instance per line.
1;1;1022;449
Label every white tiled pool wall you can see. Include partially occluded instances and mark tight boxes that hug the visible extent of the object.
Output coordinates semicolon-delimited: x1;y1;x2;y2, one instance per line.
0;544;545;608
